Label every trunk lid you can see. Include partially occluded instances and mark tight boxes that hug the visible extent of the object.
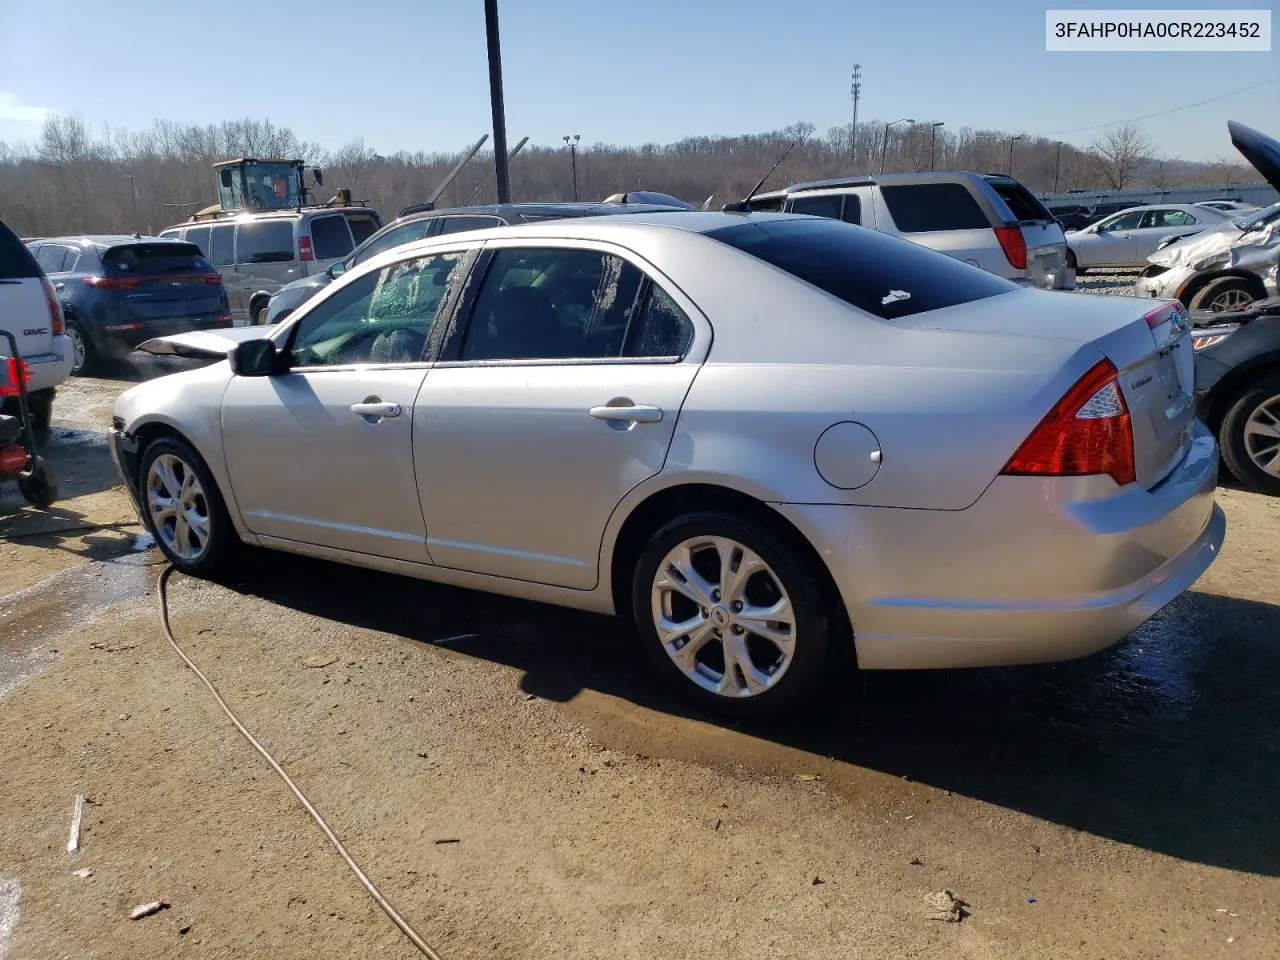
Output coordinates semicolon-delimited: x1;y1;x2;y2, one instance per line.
1229;120;1280;194
903;288;1196;489
983;176;1070;289
101;243;226;320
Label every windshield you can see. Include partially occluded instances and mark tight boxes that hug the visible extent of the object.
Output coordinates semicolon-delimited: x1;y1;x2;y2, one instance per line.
1233;201;1280;232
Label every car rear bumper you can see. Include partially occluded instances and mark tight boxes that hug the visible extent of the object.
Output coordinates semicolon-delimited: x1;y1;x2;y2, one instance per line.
18;336;73;392
771;421;1224;670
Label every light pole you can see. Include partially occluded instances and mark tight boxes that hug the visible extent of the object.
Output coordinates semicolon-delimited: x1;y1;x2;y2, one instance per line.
1053;141;1063;193
484;0;511;203
1007;134;1023;176
929;121;945;172
124;174;139;235
879;118;915;174
563;134;581;201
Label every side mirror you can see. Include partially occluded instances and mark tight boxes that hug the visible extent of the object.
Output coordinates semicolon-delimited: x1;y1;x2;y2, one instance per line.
327;261;346;280
229;339;279;377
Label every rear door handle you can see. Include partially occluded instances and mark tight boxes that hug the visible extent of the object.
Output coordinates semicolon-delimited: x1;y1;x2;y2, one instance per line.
350;400;402;421
589;403;663;424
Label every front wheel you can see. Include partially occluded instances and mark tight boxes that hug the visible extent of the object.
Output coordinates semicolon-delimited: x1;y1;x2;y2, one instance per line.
1219;373;1280;496
631;512;833;719
1190;276;1258;313
139;437;236;575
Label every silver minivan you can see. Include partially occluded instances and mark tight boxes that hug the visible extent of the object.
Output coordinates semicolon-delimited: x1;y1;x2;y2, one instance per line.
747;172;1074;290
159;207;380;324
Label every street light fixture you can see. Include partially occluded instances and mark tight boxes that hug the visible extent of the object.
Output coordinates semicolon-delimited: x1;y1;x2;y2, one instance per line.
1008;134;1024;176
563;134;581;201
880;118;915;174
929;121;945;172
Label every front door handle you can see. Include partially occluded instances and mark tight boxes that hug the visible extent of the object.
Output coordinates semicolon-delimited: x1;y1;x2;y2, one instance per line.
589;403;663;424
350;399;402;422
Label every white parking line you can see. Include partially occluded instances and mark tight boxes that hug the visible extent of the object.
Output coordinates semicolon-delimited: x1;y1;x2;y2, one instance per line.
0;876;19;960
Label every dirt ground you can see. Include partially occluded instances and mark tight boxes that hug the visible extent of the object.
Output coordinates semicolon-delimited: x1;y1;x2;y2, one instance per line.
1;351;1278;960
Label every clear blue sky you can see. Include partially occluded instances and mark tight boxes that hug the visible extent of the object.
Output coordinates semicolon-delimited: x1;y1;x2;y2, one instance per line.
0;0;1276;161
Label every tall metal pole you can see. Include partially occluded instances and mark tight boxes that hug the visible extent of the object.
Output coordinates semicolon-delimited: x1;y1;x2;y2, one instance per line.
563;134;580;201
879;118;914;175
484;0;510;203
126;174;138;234
930;122;944;172
1007;135;1023;176
850;64;861;169
1053;141;1062;193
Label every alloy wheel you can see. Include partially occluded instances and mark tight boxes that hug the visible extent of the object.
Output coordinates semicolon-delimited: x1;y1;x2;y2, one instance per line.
650;535;796;699
1243;394;1280;478
1209;288;1253;312
68;326;86;373
146;453;212;561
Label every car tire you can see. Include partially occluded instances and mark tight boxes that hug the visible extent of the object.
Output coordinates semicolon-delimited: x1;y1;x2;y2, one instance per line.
250;298;268;325
17;456;57;508
630;511;832;719
138;436;237;576
1218;373;1280;496
1189;276;1259;314
67;320;97;376
1066;249;1085;276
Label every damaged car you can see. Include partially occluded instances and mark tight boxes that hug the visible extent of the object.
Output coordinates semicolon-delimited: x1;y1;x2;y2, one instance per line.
1136;121;1280;312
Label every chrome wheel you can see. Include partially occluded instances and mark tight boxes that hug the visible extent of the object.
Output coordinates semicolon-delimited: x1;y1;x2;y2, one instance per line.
146;453;212;561
68;326;87;373
1244;394;1280;478
1208;288;1253;312
650;536;796;699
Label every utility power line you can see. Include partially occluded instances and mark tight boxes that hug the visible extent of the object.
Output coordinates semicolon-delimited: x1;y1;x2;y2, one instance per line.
1044;75;1280;136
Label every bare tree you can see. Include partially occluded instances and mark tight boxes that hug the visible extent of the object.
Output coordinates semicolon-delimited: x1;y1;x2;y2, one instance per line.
1089;123;1154;190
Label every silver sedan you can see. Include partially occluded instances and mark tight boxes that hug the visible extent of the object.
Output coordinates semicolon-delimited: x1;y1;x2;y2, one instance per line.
1066;203;1235;271
108;213;1225;718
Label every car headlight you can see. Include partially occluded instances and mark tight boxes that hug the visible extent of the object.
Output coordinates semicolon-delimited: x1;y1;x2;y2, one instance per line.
1190;325;1240;351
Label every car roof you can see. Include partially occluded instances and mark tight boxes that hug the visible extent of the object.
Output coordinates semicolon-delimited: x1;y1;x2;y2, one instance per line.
386;200;689;227
777;170;997;194
1097;203;1225;214
35;234;190;247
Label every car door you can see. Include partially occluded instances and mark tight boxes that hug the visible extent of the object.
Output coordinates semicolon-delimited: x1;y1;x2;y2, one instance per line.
233;219;299;313
413;241;705;589
220;248;471;561
1081;209;1144;266
1133;208;1201;262
206;223;238;318
308;213;356;273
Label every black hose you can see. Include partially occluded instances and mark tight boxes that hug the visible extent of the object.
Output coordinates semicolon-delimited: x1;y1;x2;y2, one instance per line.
157;565;444;959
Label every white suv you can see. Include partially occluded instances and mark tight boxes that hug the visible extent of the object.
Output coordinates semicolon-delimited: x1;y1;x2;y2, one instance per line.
745;172;1074;290
0;218;71;433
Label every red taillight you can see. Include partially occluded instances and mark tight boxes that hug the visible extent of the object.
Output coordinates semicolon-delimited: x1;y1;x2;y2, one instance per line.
0;357;32;398
0;444;28;475
201;272;223;285
993;226;1028;270
41;277;65;336
1001;359;1136;486
1142;300;1187;330
298;236;314;262
85;275;141;290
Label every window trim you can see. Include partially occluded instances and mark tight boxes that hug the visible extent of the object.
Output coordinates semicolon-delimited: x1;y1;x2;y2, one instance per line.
437;239;703;369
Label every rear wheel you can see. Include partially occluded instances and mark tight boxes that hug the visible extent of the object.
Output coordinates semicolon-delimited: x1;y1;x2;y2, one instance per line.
140;437;236;575
1218;373;1280;496
67;321;97;376
1190;276;1259;313
631;512;833;718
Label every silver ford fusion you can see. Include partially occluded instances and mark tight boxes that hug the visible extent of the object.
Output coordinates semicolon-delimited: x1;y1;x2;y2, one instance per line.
108;212;1225;718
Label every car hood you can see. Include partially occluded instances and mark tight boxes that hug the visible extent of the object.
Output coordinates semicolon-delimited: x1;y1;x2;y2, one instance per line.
1146;210;1280;269
136;326;269;360
1229;120;1280;194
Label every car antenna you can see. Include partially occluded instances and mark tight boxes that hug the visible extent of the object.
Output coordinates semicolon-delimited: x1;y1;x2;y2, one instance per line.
722;140;798;212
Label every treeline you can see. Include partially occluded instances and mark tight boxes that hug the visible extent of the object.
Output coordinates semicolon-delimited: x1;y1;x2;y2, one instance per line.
0;114;1259;237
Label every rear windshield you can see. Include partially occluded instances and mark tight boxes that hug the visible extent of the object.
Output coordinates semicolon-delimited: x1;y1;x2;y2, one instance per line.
707;217;1014;320
879;183;990;232
985;178;1055;223
103;243;212;275
0;219;41;280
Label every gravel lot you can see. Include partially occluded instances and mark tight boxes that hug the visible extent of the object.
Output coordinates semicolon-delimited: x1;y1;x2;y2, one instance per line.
1;323;1278;959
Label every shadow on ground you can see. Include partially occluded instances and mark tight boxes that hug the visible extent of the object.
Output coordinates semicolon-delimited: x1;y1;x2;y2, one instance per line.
210;549;1280;877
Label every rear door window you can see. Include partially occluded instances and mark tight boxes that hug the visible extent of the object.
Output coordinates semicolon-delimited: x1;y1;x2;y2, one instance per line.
209;224;235;266
311;215;355;260
706;217;1013;321
880;183;990;232
103;243;212;275
236;220;295;264
343;213;380;245
0;221;41;279
185;225;212;258
34;245;69;273
789;195;845;220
